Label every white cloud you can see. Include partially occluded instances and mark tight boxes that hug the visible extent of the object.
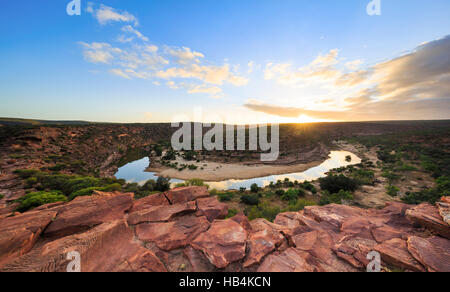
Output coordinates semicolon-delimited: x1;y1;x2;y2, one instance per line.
167;47;205;65
109;69;131;79
90;4;138;26
121;25;149;42
81;5;250;98
79;42;121;64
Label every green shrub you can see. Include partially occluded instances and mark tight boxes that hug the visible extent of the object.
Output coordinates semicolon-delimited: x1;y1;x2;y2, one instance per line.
386;185;400;197
14;169;39;179
241;194;260;205
345;155;352;162
319;174;357;194
239;187;247;192
402;176;450;204
0;194;4;200
246;202;281;222
275;189;285;197
382;171;401;184
319;190;354;206
162;149;176;161
156;177;171;192
25;177;38;188
281;188;301;202
63;176;102;195
141;179;157;192
48;164;67;171
226;208;238;219
301;181;317;194
352;169;375;186
284;199;316;212
68;183;121;200
218;192;234;202
16;191;67;212
250;183;260;193
177;178;205;187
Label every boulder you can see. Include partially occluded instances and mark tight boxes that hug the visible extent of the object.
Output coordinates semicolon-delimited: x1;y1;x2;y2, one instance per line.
230;213;253;233
243;219;286;268
44;191;134;238
130;193;169;213
274;212;304;228
195;197;228;222
1;220;166;272
437;196;450;226
113;248;167;272
191;219;248;269
0;210;57;267
135;215;210;251
128;201;197;225
406;203;450;239
303;204;367;231
165;186;209;204
374;238;426;272
407;236;450;272
257;248;318;272
183;246;215;272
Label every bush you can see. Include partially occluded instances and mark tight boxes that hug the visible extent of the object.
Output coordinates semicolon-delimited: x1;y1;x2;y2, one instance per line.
14;169;39;179
319;190;354;206
246;202;281;222
250;183;260;193
68;183;121;200
386;185;400;197
402;176;450;204
162;149;176;161
218;192;234;202
284;199;316;212
275;189;285;197
0;194;4;200
226;208;238;219
281;189;301;202
301;181;317;194
239;187;247;193
63;176;101;195
241;194;260;205
345;155;352;162
352;169;375;186
156;176;171;192
319;174;357;194
183;151;197;161
141;179;157;192
16;191;67;212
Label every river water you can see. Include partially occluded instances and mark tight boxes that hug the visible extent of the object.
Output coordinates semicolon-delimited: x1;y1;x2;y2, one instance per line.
114;151;361;190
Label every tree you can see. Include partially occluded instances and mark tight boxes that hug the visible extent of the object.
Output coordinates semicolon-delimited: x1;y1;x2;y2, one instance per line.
319;174;357;194
156;176;171;192
250;183;260;193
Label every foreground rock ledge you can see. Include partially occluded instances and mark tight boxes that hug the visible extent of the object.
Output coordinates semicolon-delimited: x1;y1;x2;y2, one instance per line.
0;188;449;272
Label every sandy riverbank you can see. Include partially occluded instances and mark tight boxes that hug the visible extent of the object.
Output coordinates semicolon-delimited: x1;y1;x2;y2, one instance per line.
146;159;326;181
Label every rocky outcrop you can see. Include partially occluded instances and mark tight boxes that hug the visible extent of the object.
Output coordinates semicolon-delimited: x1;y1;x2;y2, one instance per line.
44;191;134;238
195;197;228;222
437;196;450;226
406;202;450;239
165;186;209;204
191;219;248;269
406;236;450;272
0;187;449;272
1;220;166;272
0;210;57;267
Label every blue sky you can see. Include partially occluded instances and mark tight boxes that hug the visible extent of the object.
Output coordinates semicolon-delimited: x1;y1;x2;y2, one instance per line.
1;0;449;123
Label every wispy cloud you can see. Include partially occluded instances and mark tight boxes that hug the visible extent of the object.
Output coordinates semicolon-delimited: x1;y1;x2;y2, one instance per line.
81;3;248;99
88;4;138;26
246;35;450;121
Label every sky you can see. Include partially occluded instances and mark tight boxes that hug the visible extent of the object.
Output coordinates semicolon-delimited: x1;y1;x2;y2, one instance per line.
0;0;449;124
